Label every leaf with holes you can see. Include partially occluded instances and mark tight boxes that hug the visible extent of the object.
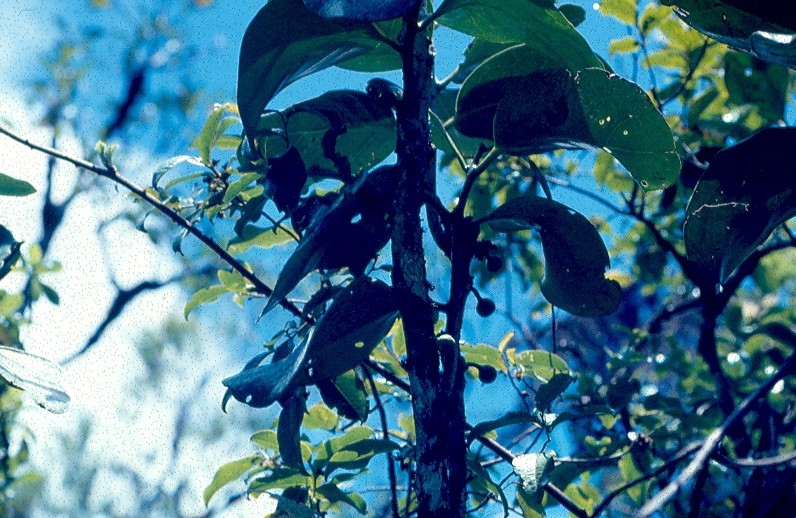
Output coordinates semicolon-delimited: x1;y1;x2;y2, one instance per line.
684;127;796;284
238;0;397;143
457;45;679;189
485;196;621;316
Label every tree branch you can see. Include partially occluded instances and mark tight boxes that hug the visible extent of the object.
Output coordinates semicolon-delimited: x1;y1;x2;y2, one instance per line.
638;353;796;517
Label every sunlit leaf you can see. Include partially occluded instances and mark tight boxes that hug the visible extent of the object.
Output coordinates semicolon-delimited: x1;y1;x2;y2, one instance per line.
192;103;239;166
228;225;294;255
316;482;368;514
203;455;259;506
509;349;570;382
304;402;340;430
0;346;69;414
485;196;621;316
183;285;228;319
685;127;796;283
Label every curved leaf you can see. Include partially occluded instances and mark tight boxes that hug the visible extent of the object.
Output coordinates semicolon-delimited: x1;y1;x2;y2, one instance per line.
457;46;679;189
684;127;796;283
238;0;396;143
303;0;421;21
435;0;600;68
306;277;398;381
0;226;21;282
318;370;369;422
661;0;796;68
221;332;312;410
485;196;621;317
255;90;396;179
0;173;36;197
278;393;308;473
0;346;70;414
203;455;259;506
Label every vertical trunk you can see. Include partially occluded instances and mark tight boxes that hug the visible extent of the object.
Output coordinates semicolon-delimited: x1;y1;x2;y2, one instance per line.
391;9;467;517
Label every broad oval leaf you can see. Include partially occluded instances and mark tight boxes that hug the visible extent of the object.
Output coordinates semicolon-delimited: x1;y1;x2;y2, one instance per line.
0;346;70;414
457;45;679;189
303;0;421;21
435;0;599;68
661;0;796;68
684;127;796;284
485;196;621;317
238;0;397;143
535;372;573;411
0;173;36;197
305;277;398;381
317;370;369;422
509;349;570;382
203;454;260;506
255;90;396;180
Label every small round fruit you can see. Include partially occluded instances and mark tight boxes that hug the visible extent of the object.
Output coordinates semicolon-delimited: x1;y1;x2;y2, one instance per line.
476;298;496;317
478;365;498;383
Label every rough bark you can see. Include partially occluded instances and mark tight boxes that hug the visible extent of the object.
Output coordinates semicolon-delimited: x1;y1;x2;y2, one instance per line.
391;9;468;517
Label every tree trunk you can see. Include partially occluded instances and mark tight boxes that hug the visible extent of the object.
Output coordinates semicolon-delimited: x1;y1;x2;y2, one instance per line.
391;9;468;517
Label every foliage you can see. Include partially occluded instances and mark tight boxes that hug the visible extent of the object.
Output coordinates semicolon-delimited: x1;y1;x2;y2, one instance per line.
1;0;796;516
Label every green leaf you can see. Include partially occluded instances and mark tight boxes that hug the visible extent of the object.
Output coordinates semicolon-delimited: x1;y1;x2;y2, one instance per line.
306;277;398;381
559;4;586;27
0;173;36;197
223;172;261;205
237;0;395;143
461;343;507;374
203;454;259;506
251;429;279;451
485;196;622;317
303;0;420;22
304;402;340;430
316;482;368;514
317;370;369;422
222;333;312;410
468;456;509;515
468;411;541;443
509;349;570;382
256;90;396;179
313;425;373;468
599;0;637;25
327;438;399;471
247;468;311;496
228;225;294;255
535;373;573;410
517;485;546;518
184;285;228;319
0;226;21;283
661;0;796;68
0;346;70;414
457;45;679;189
684;127;796;284
151;155;200;188
192;103;239;166
278;394;307;473
436;0;600;69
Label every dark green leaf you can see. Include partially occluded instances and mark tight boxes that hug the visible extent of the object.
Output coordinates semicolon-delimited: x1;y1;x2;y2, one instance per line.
559;4;586;27
256;91;396;180
238;0;394;142
0;226;21;282
457;45;679;189
316;482;368;514
278;393;307;473
517;485;546;518
485;196;622;317
661;0;796;68
247;468;311;496
306;277;398;381
468;456;509;515
468;411;541;443
221;333;311;410
203;455;259;506
535;373;573;410
303;0;420;22
436;0;599;68
261;166;399;317
0;173;36;197
264;146;307;213
318;370;369;421
684;127;796;283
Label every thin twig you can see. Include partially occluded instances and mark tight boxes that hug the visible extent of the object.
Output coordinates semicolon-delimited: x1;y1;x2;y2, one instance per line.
364;366;400;518
637;353;796;517
0;124;306;321
455;147;499;219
